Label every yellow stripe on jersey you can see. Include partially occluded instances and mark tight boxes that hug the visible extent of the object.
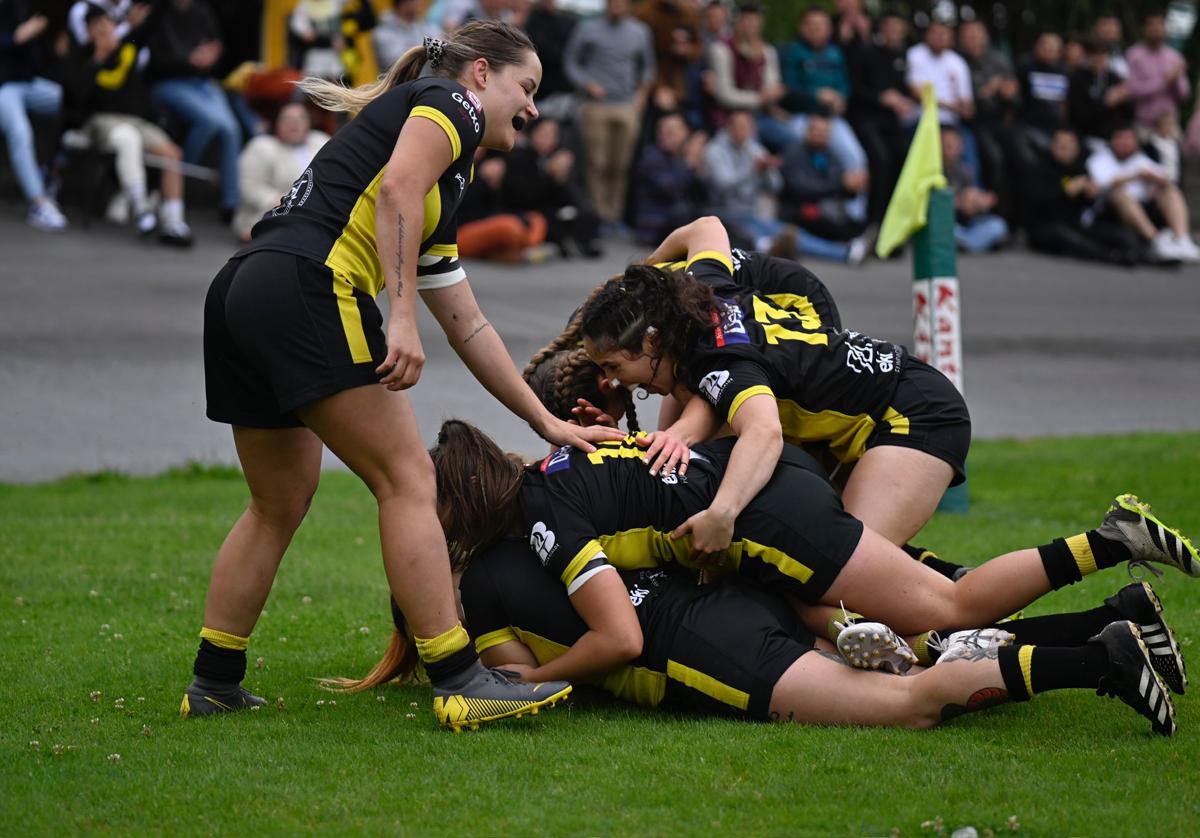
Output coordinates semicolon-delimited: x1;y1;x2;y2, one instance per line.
686;251;734;273
732;538;815;584
585;434;647;465
511;627;667;707
666;660;750;710
409;105;462;161
654;260;688;272
332;270;373;363
776;399;879;464
426;243;458;258
597;527;693;569
727;385;774;424
325;166;387;296
1019;645;1035;696
96;43;137;89
474;627;518;654
763;293;821;329
561;540;606;587
882;406;910;436
422;181;441;242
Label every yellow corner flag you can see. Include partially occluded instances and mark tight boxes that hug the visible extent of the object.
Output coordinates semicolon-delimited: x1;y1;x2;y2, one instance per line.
875;84;948;258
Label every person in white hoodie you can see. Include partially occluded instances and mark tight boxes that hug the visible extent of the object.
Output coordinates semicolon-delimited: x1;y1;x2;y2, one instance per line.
232;102;329;241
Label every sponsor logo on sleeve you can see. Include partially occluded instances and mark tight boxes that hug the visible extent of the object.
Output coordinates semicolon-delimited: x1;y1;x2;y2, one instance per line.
530;522;558;566
540;445;572;474
451;91;481;134
710;299;750;346
699;369;731;404
271;168;314;216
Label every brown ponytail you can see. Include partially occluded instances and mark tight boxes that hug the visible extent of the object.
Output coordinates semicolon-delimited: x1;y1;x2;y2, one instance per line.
318;597;422;692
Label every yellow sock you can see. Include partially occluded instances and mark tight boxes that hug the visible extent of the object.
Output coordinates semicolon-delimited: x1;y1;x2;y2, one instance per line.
1065;533;1098;576
912;632;935;665
827;610;863;643
414;623;470;664
199;626;249;651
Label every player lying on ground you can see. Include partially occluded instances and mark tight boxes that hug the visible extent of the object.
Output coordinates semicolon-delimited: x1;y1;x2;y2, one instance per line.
334;539;1182;735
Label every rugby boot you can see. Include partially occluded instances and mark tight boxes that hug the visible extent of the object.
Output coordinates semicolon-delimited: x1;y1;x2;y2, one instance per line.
1091;621;1176;736
836;621;918;674
931;627;1015;665
1097;494;1200;577
180;677;267;718
1106;582;1187;694
432;662;571;732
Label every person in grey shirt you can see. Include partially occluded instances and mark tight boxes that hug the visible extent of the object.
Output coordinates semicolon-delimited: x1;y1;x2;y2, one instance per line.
372;0;442;69
563;0;656;226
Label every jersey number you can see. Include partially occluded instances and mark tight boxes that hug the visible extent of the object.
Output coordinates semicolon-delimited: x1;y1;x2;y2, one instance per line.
751;297;829;346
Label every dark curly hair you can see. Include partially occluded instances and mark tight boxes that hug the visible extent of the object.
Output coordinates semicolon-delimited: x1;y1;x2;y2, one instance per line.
578;264;718;390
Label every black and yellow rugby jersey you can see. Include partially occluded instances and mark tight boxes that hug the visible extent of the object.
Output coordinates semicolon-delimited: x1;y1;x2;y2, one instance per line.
520;435;732;592
655;247;841;332
461;539;697;708
240;77;483;295
685;254;907;464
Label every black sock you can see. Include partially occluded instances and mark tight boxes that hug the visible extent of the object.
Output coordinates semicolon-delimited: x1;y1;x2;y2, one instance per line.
1087;531;1133;570
998;643;1108;700
993;604;1123;647
902;543;967;581
193;639;247;684
424;644;478;685
997;646;1032;701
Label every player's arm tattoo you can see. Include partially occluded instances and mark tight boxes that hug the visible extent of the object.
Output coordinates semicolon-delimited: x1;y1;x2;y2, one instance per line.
395;213;406;292
463;321;490;344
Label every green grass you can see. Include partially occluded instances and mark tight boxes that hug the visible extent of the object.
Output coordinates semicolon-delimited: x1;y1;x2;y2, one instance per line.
2;433;1199;836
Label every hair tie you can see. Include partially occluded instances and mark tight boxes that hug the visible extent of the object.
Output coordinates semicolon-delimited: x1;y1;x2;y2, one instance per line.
424;35;446;68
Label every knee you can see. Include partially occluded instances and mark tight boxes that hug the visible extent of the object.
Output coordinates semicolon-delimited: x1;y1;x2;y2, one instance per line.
249;483;317;532
1;110;32;144
109;122;141;151
366;449;438;505
161;142;183;160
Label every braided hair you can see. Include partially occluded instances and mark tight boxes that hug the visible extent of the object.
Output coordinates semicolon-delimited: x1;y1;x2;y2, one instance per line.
579;264;717;390
525;348;642;433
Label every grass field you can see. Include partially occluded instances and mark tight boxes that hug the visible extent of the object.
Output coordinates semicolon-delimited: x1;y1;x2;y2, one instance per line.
3;433;1199;836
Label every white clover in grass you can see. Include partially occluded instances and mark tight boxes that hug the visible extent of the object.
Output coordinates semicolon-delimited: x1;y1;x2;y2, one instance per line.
316;700;325;707
1006;817;1019;832
29;740;39;749
290;615;298;622
107;754;121;764
302;596;312;605
100;624;110;632
251;705;261;711
149;572;158;580
89;590;99;598
279;636;287;643
136;697;144;703
329;700;337;707
405;713;416;719
51;743;65;755
409;701;418;708
90;718;99;725
256;657;265;670
113;633;123;641
90;691;101;702
114;698;125;709
15;596;25;606
261;610;268;618
359;626;370;635
354;536;364;546
376;695;386;702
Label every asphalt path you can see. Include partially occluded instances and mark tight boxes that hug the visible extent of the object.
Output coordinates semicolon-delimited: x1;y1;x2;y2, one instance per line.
2;211;1198;482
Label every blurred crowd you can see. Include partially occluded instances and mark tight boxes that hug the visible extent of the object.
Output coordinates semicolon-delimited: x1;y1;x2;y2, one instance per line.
3;0;1199;263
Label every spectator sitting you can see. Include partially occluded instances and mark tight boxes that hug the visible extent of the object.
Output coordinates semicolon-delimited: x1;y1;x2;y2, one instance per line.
1069;37;1133;146
372;0;441;69
63;8;192;246
232;102;329;243
1087;125;1199;262
66;0;147;46
631;111;707;244
848;13;915;221
1026;128;1143;264
906;20;973;125
1063;31;1087;74
148;0;243;219
703;109;863;264
520;0;577;123
779;114;868;262
942;126;1007;253
833;0;871;65
1093;15;1128;78
1126;13;1190;183
637;0;702;116
1;3;68;231
706;2;788;144
778;7;866;169
562;0;656;231
457;152;549;263
502;117;602;258
1017;31;1070;142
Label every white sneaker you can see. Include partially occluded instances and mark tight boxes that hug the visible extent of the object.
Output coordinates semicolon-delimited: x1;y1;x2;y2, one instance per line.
931;627;1015;665
1151;230;1182;261
846;236;868;266
28;200;68;232
836;620;918;673
1170;233;1200;263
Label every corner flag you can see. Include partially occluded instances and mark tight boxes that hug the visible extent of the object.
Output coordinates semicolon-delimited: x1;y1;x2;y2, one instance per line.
875;84;947;258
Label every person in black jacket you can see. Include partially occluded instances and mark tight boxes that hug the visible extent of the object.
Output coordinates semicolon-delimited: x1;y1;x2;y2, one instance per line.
1068;38;1133;146
148;0;242;217
63;6;193;245
0;0;68;231
1025;128;1141;264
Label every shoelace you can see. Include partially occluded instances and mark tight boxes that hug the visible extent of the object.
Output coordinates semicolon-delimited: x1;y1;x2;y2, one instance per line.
832;600;856;633
925;630;945;656
1127;561;1164;582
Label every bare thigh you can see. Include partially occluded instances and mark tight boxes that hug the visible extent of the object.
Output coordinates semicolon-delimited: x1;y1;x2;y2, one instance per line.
841;445;954;545
232;425;323;524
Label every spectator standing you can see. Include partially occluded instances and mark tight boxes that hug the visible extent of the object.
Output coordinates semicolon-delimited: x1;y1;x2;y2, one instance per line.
1025;128;1142;264
833;0;871;64
562;0;655;229
232;102;329;242
706;2;787;142
1087;125;1199;261
502;117;602;257
521;0;576;121
1069;38;1133;146
62;8;193;245
1016;32;1070;140
779;113;868;262
0;1;68;231
66;0;146;46
148;0;242;219
778;8;867;168
848;13;915;221
942;126;1007;253
631;111;706;243
1126;13;1190;181
637;0;701;113
957;19;1018;217
372;0;441;68
906;21;973;125
698;0;728;51
1093;14;1129;79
